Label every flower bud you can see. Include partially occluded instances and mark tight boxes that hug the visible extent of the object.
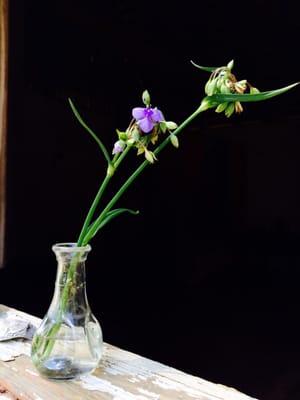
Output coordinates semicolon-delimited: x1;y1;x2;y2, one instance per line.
127;138;136;145
227;59;234;71
216;77;224;90
170;134;179;148
112;140;125;154
204;80;210;95
205;78;218;96
250;87;260;94
215;102;228;113
234;101;243;113
145;149;155;163
142;90;151;106
166;121;178;130
159;121;167;133
220;82;231;94
131;126;140;141
234;80;247;94
225;102;235;118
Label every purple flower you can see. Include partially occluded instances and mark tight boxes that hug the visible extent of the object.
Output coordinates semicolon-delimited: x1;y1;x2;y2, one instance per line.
132;107;164;134
112;141;124;155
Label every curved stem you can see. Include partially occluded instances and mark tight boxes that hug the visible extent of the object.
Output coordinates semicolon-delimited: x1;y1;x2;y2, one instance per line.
82;107;203;244
68;98;112;165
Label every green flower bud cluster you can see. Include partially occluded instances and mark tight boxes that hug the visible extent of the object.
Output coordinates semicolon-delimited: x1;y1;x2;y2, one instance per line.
135;119;179;162
203;60;260;118
112;126;140;157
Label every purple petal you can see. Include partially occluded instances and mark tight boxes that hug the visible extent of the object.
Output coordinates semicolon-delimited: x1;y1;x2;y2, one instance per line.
132;107;146;121
151;108;164;123
112;141;124;154
138;117;154;133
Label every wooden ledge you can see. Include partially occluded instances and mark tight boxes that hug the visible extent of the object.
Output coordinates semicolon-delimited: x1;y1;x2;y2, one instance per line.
0;305;258;400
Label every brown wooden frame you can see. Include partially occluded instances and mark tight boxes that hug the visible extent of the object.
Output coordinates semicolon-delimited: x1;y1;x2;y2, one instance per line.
0;0;8;267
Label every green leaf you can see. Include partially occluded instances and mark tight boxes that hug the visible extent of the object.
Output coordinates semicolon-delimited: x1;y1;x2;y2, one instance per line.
68;98;112;165
210;82;299;103
117;129;128;141
190;60;218;72
87;208;139;240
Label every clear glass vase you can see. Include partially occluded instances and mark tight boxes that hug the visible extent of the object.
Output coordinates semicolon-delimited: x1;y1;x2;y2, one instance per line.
31;243;103;379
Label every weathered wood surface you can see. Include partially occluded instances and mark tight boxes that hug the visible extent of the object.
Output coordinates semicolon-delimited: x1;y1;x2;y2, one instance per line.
0;305;258;400
0;0;8;267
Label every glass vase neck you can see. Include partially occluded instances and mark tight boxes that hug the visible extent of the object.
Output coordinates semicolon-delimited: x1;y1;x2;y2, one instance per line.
52;243;91;260
50;242;92;313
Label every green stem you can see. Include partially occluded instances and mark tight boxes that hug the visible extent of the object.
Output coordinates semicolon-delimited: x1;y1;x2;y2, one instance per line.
35;252;82;360
77;175;111;246
77;145;132;246
82;106;203;245
114;144;132;169
68;99;112;165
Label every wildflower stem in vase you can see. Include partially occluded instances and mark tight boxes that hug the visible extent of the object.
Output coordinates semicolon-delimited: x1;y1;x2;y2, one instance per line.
37;60;298;361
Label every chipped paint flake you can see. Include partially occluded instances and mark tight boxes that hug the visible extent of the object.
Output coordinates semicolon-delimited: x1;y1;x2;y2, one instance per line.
128;377;140;383
0;339;31;361
77;375;151;400
25;368;39;377
138;388;160;399
32;394;44;400
152;376;201;398
0;310;36;342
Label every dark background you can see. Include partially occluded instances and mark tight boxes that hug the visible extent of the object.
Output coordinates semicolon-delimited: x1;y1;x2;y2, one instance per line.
1;1;300;398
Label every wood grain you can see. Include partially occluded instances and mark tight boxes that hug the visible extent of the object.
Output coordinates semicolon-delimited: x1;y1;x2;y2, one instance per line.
0;0;8;268
0;305;258;400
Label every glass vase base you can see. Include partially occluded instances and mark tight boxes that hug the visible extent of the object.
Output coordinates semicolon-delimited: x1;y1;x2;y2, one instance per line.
34;356;97;380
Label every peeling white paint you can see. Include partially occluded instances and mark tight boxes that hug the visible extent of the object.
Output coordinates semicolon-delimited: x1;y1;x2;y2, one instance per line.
138;388;160;399
25;368;39;377
77;375;151;400
102;354;160;381
0;310;35;341
0;339;31;361
152;376;200;398
0;394;15;400
32;394;44;400
128;377;140;383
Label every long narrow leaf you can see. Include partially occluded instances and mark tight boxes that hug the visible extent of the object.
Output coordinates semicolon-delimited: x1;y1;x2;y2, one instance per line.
210;82;299;103
190;60;218;72
86;208;139;241
68;98;112;165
